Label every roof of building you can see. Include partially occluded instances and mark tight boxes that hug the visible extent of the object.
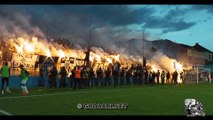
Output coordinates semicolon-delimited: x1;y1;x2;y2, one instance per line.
153;39;213;54
192;43;213;53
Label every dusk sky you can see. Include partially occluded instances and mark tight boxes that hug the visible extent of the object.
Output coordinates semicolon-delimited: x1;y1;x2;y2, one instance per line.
0;5;213;51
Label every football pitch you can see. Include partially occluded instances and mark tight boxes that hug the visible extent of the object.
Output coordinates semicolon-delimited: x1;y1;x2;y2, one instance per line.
0;83;213;115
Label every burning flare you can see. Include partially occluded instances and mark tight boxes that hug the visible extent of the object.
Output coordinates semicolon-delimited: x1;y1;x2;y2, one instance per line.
6;36;191;84
16;45;23;54
152;65;158;72
46;49;51;57
106;58;112;63
114;54;120;61
59;50;65;58
96;55;101;62
24;42;34;53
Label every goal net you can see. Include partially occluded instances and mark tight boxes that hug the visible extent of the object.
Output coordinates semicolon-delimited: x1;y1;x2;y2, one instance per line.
184;66;211;84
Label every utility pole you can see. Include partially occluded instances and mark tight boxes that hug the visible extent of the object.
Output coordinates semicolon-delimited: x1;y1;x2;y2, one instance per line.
135;29;146;67
142;30;145;59
89;15;92;53
142;29;146;67
85;15;92;67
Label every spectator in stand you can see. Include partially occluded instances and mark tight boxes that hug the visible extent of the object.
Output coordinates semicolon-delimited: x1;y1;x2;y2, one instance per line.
113;68;119;87
81;66;89;89
133;69;139;85
166;71;170;84
89;67;95;88
148;71;152;85
144;69;148;84
173;71;178;84
151;71;156;84
70;67;76;89
180;72;185;84
125;68;132;85
49;65;58;88
161;71;165;85
38;68;45;87
74;66;81;90
138;67;144;85
59;66;67;88
156;70;160;84
120;68;125;86
104;68;111;86
96;67;104;87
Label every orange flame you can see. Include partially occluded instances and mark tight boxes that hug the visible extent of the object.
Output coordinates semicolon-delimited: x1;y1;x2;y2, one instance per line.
7;36;191;84
59;50;65;58
114;54;120;61
96;55;101;62
152;65;158;72
16;45;23;54
24;42;34;53
89;56;94;61
106;58;112;63
46;49;51;57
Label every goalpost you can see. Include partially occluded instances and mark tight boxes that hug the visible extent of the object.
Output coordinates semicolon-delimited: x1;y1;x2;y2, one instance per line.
196;66;211;84
184;65;212;84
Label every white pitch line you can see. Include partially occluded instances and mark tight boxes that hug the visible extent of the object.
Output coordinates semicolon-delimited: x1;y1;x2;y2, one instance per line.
0;109;13;116
0;86;161;100
0;91;77;100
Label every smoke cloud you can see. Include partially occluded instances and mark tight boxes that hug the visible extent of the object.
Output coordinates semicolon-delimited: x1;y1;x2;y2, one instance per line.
0;5;188;72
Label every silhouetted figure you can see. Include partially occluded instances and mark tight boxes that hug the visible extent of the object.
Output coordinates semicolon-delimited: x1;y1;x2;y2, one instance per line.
120;68;125;86
133;69;139;85
156;70;160;84
88;68;95;87
59;67;67;88
70;67;76;89
161;71;165;85
104;68;111;86
144;69;148;84
151;71;156;84
96;68;104;87
38;68;45;87
81;66;89;89
113;68;119;87
138;67;144;85
173;71;178;84
49;66;58;88
180;72;185;84
166;71;170;84
125;69;132;85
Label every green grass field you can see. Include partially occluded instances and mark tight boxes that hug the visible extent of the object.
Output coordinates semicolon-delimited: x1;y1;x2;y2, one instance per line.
0;83;213;115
